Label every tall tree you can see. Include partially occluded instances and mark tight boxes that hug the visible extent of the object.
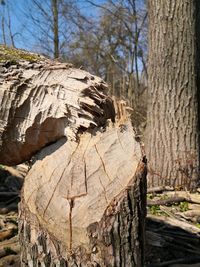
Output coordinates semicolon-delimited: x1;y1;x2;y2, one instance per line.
147;0;200;189
22;0;77;58
0;0;16;47
70;0;147;104
51;0;59;58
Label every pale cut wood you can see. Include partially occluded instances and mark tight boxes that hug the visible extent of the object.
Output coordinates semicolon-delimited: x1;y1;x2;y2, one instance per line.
23;121;142;248
0;47;146;266
20;161;146;267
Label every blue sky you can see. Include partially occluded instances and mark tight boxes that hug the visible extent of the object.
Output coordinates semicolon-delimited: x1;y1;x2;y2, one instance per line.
0;0;146;74
0;0;34;49
0;0;105;52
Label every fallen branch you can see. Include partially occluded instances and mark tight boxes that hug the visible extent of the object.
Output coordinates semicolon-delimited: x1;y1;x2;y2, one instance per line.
147;215;200;235
0;229;15;242
159;205;176;218
147;186;174;194
147;196;186;206
147;191;200;206
175;210;200;222
165;192;200;205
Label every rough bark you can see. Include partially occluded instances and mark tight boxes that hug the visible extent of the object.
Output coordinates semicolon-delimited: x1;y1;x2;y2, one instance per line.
147;1;200;189
196;2;200;189
0;46;147;266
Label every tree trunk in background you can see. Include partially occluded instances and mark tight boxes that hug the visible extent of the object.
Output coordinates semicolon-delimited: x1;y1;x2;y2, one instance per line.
1;16;6;45
147;0;200;189
196;2;200;188
0;46;146;267
52;0;59;59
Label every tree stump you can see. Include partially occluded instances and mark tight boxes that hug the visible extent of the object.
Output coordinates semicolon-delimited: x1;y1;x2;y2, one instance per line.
0;46;147;267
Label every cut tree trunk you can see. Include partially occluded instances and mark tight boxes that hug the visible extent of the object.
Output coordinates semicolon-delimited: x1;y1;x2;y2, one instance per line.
0;46;147;266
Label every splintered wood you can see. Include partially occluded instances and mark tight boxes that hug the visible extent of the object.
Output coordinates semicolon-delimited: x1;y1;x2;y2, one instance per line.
0;47;146;267
0;58;114;165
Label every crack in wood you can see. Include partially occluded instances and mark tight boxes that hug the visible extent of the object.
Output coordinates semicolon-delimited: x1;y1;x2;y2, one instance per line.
83;157;88;195
26;162;61;204
98;175;109;204
116;128;126;152
70;134;91;189
43;142;79;217
68;198;74;253
94;144;112;182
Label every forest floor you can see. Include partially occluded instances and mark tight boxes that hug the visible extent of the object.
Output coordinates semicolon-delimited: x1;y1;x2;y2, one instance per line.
145;188;200;267
0;165;27;267
0;166;200;267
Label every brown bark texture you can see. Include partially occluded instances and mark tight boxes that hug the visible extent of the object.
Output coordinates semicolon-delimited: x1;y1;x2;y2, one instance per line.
0;46;147;267
147;0;200;189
